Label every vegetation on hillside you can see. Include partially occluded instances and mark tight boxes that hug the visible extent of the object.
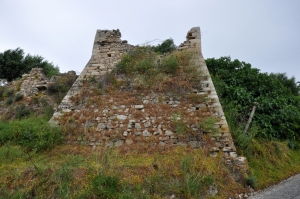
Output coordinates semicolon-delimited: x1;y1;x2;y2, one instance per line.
206;56;300;143
206;56;300;191
0;48;59;81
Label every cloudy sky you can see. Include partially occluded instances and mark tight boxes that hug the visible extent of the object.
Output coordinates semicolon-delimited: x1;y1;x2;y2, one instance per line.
0;1;299;82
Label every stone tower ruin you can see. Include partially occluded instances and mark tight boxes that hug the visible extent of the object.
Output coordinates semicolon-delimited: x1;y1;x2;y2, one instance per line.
50;27;247;179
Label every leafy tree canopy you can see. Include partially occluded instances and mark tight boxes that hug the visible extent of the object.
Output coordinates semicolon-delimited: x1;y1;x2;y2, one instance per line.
206;56;300;141
153;38;177;54
0;48;59;81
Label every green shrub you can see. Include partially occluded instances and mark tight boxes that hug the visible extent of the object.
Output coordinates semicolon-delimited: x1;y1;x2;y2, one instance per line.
116;46;154;74
0;116;62;152
14;93;23;102
92;174;120;199
5;97;13;105
171;114;189;135
40;99;55;120
161;55;179;74
199;116;219;134
15;104;32;119
5;89;14;97
246;175;257;188
153;38;177;54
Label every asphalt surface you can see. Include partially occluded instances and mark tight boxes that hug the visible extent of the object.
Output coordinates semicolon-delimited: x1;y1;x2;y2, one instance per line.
249;174;300;199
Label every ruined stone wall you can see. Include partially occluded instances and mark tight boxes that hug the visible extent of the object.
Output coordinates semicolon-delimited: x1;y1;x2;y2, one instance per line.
49;29;135;121
19;68;48;97
19;68;77;97
50;27;247;179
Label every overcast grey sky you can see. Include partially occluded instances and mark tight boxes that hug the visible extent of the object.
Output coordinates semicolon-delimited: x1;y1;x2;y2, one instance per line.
0;0;299;81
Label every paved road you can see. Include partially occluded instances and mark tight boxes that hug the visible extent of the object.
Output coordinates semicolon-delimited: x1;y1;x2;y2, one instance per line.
249;174;300;199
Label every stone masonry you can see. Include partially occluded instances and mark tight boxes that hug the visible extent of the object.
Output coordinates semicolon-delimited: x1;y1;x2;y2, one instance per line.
50;27;248;180
18;68;77;97
19;68;48;97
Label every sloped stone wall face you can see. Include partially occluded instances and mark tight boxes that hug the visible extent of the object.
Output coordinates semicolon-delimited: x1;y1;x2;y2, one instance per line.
50;27;248;179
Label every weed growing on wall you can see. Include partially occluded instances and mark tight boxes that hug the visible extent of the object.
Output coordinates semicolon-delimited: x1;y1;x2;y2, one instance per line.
114;47;202;94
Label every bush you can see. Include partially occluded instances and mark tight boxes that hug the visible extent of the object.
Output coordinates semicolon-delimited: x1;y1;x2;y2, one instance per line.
0;116;62;152
199;116;219;134
246;176;257;188
92;174;120;199
116;46;154;74
15;104;32;119
14;93;23;102
153;38;177;54
5;97;13;105
170;114;189;135
5;89;14;97
161;55;179;74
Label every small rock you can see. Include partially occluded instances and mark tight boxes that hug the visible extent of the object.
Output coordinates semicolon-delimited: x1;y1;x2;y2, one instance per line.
114;140;124;147
134;105;144;110
145;121;151;128
142;130;151;137
126;139;133;145
117;115;127;120
165;130;173;136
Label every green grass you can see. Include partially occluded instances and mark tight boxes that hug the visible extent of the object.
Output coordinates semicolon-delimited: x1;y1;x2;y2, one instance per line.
0;116;62;152
0;145;246;198
247;139;300;189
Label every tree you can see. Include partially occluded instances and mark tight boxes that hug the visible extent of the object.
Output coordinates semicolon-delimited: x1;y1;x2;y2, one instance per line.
206;56;300;141
269;73;299;96
153;38;177;54
0;48;59;81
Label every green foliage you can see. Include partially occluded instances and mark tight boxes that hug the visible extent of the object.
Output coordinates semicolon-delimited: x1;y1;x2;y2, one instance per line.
246;175;257;188
0;116;62;152
206;56;300;141
269;72;299;96
5;88;14;97
40;98;55;120
91;174;120;199
14;93;23;102
115;47;200;93
179;157;214;198
15;104;32;119
161;55;179;74
5;97;13;105
47;75;76;103
116;46;155;74
170;114;189;135
153;38;177;54
0;48;59;81
199;116;219;134
0;144;26;164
